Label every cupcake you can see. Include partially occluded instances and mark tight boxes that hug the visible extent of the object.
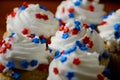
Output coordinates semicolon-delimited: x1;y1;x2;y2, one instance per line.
98;9;120;80
0;33;50;80
5;2;59;44
49;20;105;54
55;0;106;26
48;20;109;80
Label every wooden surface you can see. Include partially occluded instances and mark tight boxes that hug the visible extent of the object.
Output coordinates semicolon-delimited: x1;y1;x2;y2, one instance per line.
0;1;120;39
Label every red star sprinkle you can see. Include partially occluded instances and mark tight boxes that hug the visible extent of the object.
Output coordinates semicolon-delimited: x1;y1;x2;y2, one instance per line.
62;7;65;13
60;20;66;26
73;57;81;65
64;27;69;33
99;21;107;25
71;28;79;35
42;14;49;20
59;25;65;31
0;64;5;73
82;36;90;44
35;13;42;19
21;28;29;35
10;11;16;18
0;47;7;54
97;74;104;80
87;5;94;12
68;8;74;13
23;2;28;8
4;43;11;49
53;67;59;75
87;41;93;48
82;23;89;28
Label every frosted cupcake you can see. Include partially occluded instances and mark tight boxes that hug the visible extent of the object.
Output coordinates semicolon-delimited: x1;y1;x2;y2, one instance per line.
5;2;59;44
48;20;109;80
0;33;50;80
49;20;105;53
98;9;120;80
55;0;106;26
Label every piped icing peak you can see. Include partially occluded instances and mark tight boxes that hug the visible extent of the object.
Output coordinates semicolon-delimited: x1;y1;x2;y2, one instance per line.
98;9;120;52
49;20;105;54
7;2;59;38
48;20;109;80
47;40;107;80
0;33;50;79
55;0;106;25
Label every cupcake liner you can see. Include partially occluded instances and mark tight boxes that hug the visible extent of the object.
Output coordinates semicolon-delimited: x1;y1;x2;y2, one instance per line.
0;73;13;80
106;52;120;80
0;64;49;80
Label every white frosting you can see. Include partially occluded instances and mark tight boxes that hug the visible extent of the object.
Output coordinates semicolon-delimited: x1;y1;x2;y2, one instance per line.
7;4;59;38
47;48;105;80
0;33;50;71
48;19;106;80
49;21;105;54
55;0;105;24
98;9;120;52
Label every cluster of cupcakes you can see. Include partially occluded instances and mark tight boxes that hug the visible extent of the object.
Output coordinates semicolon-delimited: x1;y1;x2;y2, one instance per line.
0;0;120;80
0;2;59;80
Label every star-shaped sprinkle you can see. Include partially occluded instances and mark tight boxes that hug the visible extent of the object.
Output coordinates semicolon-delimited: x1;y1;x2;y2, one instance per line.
64;27;69;33
72;57;81;65
4;43;12;49
87;41;93;48
59;25;65;31
0;47;7;54
71;28;79;35
53;67;59;75
82;36;90;44
87;5;94;12
21;28;29;35
68;8;74;13
10;11;16;18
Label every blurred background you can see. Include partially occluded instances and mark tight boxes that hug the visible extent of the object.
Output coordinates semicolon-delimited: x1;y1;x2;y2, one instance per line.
0;0;120;39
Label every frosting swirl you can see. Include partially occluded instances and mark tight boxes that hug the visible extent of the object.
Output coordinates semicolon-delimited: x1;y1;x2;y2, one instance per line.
47;46;105;80
55;0;105;25
48;20;107;80
7;3;59;38
49;20;105;54
98;9;120;52
0;33;50;71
